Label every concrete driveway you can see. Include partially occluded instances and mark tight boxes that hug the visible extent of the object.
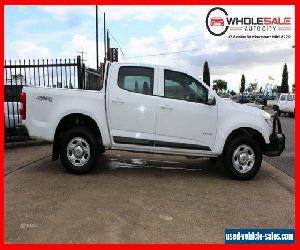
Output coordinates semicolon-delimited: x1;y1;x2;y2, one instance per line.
5;145;294;243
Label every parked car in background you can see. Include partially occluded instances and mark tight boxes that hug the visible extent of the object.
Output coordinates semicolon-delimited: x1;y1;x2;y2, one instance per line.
267;99;278;107
231;94;250;104
277;93;295;117
263;95;277;106
255;94;265;105
245;102;264;110
4;85;23;130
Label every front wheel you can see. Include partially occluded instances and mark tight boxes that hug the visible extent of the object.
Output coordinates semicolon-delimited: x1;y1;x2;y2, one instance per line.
223;135;262;180
60;127;97;174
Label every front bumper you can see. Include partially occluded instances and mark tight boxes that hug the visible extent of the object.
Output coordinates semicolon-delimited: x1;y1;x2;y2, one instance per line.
264;111;285;156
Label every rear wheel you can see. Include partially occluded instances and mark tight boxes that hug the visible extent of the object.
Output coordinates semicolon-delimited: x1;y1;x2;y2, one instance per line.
60;127;97;174
223;135;262;180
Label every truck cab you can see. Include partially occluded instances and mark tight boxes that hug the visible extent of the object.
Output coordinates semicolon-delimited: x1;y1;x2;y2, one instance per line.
107;63;218;155
20;62;285;180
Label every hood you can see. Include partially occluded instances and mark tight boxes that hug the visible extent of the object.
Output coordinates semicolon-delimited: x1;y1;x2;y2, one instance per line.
220;98;270;119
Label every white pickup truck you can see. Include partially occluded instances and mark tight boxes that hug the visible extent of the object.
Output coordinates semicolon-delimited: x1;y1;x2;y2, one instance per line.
19;62;285;179
277;93;295;117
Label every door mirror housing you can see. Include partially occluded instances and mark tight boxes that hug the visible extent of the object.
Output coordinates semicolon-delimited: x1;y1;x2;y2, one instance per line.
207;91;216;105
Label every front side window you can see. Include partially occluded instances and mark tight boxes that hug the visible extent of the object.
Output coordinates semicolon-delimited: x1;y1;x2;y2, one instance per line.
118;66;154;95
164;69;208;103
287;95;294;101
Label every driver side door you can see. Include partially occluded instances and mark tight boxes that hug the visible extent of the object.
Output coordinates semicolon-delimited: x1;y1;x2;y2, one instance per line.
155;68;218;152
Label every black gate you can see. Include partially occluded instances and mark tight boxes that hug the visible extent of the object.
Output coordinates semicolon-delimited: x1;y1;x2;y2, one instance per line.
4;56;102;142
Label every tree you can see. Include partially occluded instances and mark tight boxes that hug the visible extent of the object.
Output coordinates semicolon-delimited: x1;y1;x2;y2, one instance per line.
202;61;210;86
212;79;227;93
240;74;246;94
281;63;289;93
247;82;258;93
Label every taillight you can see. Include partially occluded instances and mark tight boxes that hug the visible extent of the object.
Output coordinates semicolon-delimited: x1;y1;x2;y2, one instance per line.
20;92;26;120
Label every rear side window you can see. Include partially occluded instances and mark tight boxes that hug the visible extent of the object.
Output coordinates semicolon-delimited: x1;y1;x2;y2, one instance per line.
287;95;294;101
118;66;154;95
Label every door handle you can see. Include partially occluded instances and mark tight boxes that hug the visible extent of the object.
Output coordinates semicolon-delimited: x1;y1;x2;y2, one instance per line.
112;99;125;105
160;105;173;111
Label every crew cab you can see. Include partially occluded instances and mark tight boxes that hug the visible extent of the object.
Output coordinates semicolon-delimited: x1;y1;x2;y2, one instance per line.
19;62;285;179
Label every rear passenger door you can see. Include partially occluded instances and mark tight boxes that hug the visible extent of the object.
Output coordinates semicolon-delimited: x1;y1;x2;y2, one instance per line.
107;65;158;148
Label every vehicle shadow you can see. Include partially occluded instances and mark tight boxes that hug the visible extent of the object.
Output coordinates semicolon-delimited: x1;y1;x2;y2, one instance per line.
90;151;227;179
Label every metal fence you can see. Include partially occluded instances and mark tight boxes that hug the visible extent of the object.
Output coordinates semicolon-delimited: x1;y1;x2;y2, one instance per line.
4;56;102;142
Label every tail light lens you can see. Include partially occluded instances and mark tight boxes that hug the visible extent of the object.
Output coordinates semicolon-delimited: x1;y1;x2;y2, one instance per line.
20;92;26;120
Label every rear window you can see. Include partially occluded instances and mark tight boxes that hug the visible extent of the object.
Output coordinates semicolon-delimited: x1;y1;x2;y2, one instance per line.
84;68;103;90
279;95;287;101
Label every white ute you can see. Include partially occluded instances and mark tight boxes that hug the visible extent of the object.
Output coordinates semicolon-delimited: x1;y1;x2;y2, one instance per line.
19;62;285;179
277;93;295;117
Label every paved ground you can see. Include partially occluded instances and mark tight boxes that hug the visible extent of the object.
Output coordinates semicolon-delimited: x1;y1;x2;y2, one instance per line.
264;113;295;177
4;144;51;176
5;145;294;243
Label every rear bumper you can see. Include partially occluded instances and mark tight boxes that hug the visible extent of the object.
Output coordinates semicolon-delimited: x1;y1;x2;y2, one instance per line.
263;111;285;156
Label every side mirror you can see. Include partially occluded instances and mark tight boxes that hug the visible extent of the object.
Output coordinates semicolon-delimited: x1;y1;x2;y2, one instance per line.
207;91;216;105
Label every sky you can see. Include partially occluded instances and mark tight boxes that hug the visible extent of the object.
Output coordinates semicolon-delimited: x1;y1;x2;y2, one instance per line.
4;5;295;92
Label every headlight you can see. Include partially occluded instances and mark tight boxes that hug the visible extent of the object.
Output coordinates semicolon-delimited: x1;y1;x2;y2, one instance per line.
265;118;273;127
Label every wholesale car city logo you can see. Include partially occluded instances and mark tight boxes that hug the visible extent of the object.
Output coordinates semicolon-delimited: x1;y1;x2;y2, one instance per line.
206;7;292;39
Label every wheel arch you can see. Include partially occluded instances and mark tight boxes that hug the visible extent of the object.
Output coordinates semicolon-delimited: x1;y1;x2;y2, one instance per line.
222;127;266;155
52;113;103;161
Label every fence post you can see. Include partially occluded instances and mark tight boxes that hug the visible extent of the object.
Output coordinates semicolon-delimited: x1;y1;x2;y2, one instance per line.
77;56;83;89
82;63;86;90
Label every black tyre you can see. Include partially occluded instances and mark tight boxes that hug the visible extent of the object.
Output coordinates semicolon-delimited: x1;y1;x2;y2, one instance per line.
223;135;262;180
60;127;97;174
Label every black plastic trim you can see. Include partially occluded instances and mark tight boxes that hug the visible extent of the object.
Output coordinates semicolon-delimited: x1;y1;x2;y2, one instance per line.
113;136;154;146
113;136;211;151
155;140;210;151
